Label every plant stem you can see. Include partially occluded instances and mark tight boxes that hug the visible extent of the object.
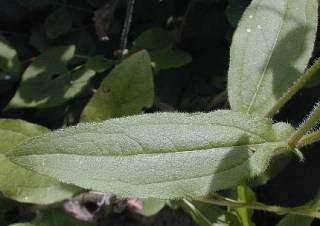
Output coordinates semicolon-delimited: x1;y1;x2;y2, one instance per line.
265;58;320;118
297;130;320;148
236;184;255;226
288;102;320;148
196;198;320;219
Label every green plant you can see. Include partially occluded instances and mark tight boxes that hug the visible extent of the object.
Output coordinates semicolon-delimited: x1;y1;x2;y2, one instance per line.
1;0;320;225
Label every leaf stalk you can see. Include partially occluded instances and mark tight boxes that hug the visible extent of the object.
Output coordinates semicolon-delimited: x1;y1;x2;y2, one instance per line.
297;130;320;148
288;101;320;148
266;58;320;118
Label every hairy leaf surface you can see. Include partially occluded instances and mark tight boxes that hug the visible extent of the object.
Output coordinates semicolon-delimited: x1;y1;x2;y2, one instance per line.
228;0;318;115
0;119;77;204
7;110;294;199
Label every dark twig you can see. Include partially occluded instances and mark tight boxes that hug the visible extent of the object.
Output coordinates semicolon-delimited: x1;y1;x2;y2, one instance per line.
115;0;135;60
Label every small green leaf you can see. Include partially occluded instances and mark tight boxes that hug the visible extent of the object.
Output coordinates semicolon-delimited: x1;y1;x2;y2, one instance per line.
0;119;77;204
6;45;96;109
140;199;166;216
130;27;179;53
8;208;92;226
182;199;241;226
0;35;20;75
81;50;154;122
35;208;93;226
150;49;192;71
228;0;318;115
130;27;191;70
45;7;73;39
0;119;48;153
85;55;113;73
276;215;313;226
7;110;294;199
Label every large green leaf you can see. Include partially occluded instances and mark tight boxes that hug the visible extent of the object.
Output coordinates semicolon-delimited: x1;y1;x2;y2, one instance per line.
228;0;318;115
5;45;96;109
0;119;77;204
81;50;154;122
0;35;20;75
7;110;294;199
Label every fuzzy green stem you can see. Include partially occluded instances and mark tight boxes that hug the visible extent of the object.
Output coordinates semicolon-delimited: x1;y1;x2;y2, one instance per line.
288;102;320;148
196;198;320;219
265;58;320;118
297;130;320;148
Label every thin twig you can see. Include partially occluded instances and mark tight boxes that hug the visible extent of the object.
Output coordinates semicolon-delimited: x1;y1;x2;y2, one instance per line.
116;0;135;60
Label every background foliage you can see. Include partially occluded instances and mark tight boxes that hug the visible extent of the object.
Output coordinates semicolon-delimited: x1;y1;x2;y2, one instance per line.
0;0;320;225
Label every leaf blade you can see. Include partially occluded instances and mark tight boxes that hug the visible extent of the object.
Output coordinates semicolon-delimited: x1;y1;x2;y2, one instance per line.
45;7;73;39
0;35;20;75
81;50;154;122
0;119;77;204
6;45;96;109
7;110;294;199
228;0;318;115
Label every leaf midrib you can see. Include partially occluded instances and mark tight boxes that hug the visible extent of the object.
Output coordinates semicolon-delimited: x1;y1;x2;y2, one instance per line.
246;0;289;113
17;141;285;158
